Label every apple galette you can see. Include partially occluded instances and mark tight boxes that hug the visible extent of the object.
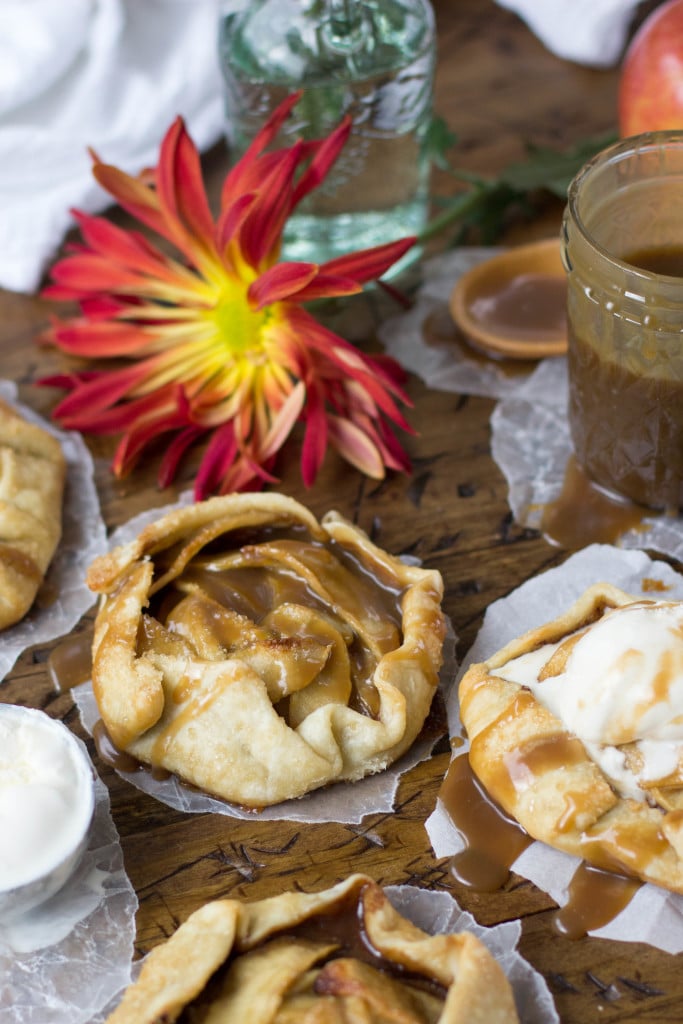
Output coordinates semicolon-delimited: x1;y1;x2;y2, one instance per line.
104;873;518;1024
0;398;66;629
87;493;445;807
459;582;683;893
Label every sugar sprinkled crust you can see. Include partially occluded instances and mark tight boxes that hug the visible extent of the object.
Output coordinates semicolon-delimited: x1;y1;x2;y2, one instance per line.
104;873;519;1024
87;493;445;806
0;399;66;629
459;582;683;893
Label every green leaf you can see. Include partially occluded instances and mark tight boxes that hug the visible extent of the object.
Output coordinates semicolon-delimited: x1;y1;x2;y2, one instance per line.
422;115;459;171
420;128;618;245
498;133;618;197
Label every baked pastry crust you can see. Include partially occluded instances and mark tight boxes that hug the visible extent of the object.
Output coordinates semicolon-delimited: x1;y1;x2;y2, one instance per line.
87;493;445;806
104;873;519;1024
459;582;683;893
0;398;66;629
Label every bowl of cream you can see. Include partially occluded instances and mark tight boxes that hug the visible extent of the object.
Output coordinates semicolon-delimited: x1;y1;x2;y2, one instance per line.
0;704;95;920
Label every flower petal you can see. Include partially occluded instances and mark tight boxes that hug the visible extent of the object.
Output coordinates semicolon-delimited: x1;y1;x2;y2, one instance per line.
291;116;352;207
300;385;328;486
259;379;306;460
157;117;217;256
220;91;303;204
327;415;386;479
320;237;417;283
247;263;318;309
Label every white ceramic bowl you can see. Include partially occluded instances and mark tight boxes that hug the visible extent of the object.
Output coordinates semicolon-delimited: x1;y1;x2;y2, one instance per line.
0;705;95;920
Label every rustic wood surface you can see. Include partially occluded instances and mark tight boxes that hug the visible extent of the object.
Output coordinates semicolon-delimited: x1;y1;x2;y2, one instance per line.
2;1;681;1020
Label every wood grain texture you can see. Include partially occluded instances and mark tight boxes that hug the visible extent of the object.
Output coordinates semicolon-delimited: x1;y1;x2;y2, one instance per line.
3;1;681;1021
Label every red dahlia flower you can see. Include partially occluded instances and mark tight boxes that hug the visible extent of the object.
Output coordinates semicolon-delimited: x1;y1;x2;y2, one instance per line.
39;93;415;498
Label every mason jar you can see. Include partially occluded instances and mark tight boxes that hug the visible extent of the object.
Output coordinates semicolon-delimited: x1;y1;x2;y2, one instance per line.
562;132;683;513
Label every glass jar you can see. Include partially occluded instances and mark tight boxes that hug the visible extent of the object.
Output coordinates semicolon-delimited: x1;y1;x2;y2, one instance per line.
217;0;436;272
562;132;683;513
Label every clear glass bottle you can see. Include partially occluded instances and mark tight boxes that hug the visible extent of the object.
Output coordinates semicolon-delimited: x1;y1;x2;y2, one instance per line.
562;132;683;513
218;0;436;271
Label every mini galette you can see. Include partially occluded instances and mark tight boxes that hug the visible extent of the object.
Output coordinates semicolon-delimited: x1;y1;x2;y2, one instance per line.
87;493;445;807
104;873;518;1024
459;582;683;893
0;398;66;629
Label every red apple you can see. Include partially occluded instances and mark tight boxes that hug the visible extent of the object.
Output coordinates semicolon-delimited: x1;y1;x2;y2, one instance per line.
619;0;683;136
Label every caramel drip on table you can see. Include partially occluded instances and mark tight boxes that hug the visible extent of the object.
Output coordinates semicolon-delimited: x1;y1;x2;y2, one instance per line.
48;630;93;692
540;456;647;550
93;719;140;773
553;862;640;939
439;747;644;938
438;753;532;891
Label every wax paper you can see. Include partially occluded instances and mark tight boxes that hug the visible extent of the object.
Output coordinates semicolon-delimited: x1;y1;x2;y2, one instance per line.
0;380;106;680
377;247;540;401
0;773;137;1023
425;544;683;954
75;497;457;825
386;885;558;1024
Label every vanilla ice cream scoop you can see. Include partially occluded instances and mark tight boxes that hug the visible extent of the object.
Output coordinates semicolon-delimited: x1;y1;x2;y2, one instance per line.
493;599;683;797
0;705;95;919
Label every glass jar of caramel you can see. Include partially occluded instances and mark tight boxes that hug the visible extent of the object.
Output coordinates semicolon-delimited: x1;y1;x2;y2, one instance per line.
562;132;683;513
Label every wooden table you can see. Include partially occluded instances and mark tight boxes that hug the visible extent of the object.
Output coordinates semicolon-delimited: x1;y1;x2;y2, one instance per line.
2;1;680;1020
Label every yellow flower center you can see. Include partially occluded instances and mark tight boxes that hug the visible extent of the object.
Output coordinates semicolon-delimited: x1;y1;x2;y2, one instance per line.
211;277;271;359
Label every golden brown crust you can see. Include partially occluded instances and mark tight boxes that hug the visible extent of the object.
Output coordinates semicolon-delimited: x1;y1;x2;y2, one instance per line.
459;582;683;893
104;874;519;1024
0;398;66;629
88;493;445;806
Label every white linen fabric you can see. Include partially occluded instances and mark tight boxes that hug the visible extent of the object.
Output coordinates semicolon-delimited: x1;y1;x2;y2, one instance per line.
0;0;224;294
496;0;642;67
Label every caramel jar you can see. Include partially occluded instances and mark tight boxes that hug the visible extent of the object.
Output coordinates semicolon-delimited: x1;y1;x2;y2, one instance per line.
562;132;683;513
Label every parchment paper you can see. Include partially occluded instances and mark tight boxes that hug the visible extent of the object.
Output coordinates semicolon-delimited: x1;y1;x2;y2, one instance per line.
377;247;539;401
0;773;137;1024
386;885;558;1023
425;543;683;954
74;497;457;825
0;380;107;680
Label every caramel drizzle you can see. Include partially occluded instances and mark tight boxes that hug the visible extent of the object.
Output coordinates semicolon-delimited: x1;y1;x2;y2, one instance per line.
48;630;94;693
553;863;640;940
156;534;406;720
438;748;644;937
438;753;532;892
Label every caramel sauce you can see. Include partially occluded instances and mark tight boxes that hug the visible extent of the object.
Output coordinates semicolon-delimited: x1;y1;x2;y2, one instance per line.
624;245;683;277
156;533;405;724
439;752;646;938
422;306;528;374
47;630;93;692
641;577;671;593
93;719;140;773
438;753;532;891
568;324;683;513
553;862;640;940
540;455;647;549
500;733;588;819
151;668;238;765
469;272;567;341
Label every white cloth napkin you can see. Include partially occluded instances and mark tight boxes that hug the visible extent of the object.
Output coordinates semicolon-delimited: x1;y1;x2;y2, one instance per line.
0;0;225;294
495;0;642;67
